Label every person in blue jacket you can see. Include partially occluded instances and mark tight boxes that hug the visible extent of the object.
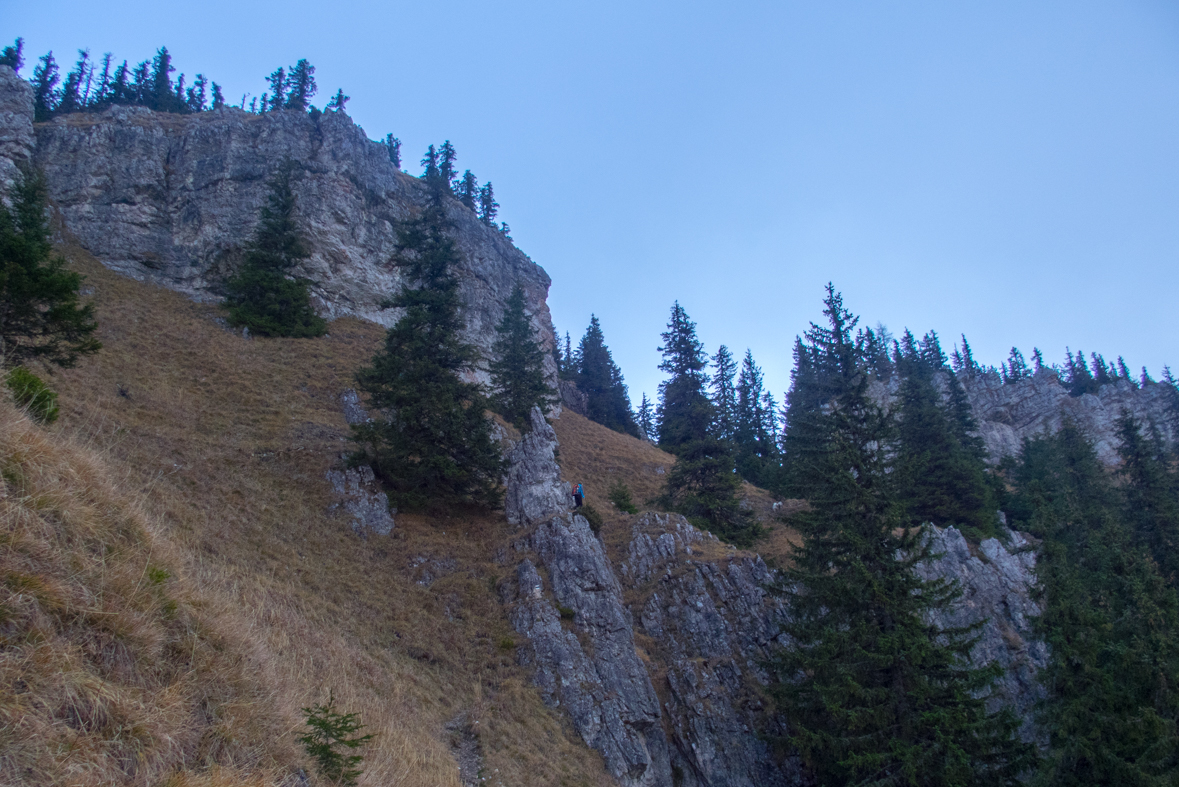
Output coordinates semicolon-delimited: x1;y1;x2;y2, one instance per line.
573;482;584;508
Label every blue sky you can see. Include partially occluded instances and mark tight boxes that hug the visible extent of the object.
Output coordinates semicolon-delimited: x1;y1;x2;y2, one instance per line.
8;1;1179;406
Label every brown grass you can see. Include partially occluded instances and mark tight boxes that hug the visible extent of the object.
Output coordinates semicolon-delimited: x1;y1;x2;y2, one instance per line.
9;243;612;787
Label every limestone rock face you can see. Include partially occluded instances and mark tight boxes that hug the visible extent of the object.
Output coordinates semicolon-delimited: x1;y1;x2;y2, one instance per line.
326;464;395;537
0;66;34;192
962;370;1175;464
916;526;1047;740
503;407;572;527
0;66;556;386
511;514;672;787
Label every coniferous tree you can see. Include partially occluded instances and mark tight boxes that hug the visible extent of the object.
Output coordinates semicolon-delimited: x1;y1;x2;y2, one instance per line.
1008;422;1179;785
31;51;59;121
457;171;479;211
489;285;556;426
637;393;654;441
186;74;208;112
385;135;402;169
265;66;286;110
57;50;90;115
657;303;755;544
285;59;316;111
734;349;777;486
352;185;503;510
1116;412;1179;587
0;166;101;369
560;331;574;379
576;315;638;437
211;82;225;110
438;141;458;193
421;145;440;182
478;183;498;226
771;285;1032;786
1064;348;1098;397
894;331;996;537
710;345;738;444
0;38;24;72
150;47;178;112
224;165;326;337
325;89;348;111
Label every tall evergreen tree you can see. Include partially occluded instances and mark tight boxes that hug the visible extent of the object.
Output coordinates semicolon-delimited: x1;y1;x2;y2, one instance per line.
710;345;738;444
352;187;503;510
457;171;479;211
637;393;654;441
385;135;402;169
421;145;440;182
1116;412;1179;587
325;88;348;112
211;82;225;110
657;303;755;545
734;349;777;486
576;315;638;437
894;332;996;537
438;140;458;193
265;66;287;111
1008;423;1179;785
31;51;59;122
285;59;317;111
489;285;556;426
223;165;326;337
771;285;1032;786
560;331;574;379
478;183;498;226
150;47;178;112
0;165;101;369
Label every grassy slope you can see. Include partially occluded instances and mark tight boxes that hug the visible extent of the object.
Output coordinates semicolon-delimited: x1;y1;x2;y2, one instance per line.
10;243;612;787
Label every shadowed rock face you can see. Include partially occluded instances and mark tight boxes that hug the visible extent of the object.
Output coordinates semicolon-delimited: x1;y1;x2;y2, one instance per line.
0;65;556;387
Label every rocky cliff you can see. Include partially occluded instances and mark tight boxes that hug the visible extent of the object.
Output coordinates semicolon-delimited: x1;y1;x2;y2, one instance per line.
502;413;1044;787
962;369;1175;464
0;65;556;386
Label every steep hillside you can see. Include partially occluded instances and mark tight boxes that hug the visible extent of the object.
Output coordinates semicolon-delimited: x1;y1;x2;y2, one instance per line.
16;241;612;787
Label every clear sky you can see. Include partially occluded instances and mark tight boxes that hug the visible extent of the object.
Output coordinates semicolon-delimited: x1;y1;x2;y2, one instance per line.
8;1;1179;407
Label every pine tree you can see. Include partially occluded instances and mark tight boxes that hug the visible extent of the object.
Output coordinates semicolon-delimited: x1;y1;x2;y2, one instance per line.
224;165;326;337
211;82;225;110
186;74;208;112
57;50;90;114
31;52;60;122
150;47;177;112
576;316;638;437
285;59;317;111
0;165;101;368
560;332;574;379
1064;348;1098;397
771;285;1032;786
1009;422;1179;785
421;144;440;182
352;188;503;510
735;349;775;486
710;345;738;444
457;171;479;211
657;303;755;545
489;285;556;426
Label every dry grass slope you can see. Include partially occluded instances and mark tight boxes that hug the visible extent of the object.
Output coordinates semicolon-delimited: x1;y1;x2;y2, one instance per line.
5;243;613;787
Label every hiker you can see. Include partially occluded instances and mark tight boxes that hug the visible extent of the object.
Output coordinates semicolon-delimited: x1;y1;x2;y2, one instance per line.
573;482;584;508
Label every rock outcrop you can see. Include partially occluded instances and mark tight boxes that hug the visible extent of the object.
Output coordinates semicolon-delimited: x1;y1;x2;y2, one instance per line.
916;526;1046;740
0;65;556;387
504;407;573;527
0;66;34;192
962;369;1175;464
326;464;395;537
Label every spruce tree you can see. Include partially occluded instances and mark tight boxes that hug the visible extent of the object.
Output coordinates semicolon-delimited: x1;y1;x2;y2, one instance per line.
489;285;556;426
1116;412;1179;587
734;349;777;486
150;47;178;112
637;393;654;441
457;170;479;211
0;165;101;369
710;345;738;444
31;52;59;122
266;66;286;110
421;145;439;182
352;185;503;510
438;141;458;192
0;38;24;72
325;89;348;112
285;59;317;111
224;165;326;337
771;285;1032;786
657;303;755;545
478;183;498;226
1009;423;1179;785
385;135;402;169
576;316;638;436
211;82;225;110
